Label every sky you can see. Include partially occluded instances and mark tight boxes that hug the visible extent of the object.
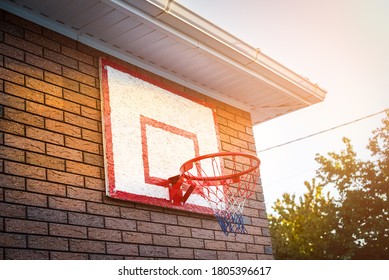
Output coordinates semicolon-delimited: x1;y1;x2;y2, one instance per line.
177;0;389;211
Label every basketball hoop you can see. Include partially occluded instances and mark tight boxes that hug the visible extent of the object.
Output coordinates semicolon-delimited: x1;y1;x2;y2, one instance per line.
167;152;260;236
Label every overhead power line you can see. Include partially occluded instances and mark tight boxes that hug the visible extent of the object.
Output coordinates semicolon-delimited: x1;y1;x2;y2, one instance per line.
257;109;386;153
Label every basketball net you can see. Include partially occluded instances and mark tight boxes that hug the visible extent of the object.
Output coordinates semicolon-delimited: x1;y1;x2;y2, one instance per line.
180;152;260;236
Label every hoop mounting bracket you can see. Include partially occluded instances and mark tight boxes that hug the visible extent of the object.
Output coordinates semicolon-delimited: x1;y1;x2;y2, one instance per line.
166;175;195;206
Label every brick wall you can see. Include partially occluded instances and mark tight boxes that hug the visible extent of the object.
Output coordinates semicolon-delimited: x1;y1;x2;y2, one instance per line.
0;9;272;260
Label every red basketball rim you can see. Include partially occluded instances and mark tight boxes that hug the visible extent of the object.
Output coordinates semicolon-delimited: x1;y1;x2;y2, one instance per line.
179;151;260;182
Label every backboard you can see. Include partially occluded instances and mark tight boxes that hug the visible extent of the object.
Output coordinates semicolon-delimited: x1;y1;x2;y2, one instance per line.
100;58;220;214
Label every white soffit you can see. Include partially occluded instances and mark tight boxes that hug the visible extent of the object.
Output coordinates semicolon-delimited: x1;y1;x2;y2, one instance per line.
0;0;326;125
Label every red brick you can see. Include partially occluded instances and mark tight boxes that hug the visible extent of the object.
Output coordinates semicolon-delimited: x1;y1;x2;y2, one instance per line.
46;144;83;161
0;232;26;248
5;82;44;103
153;235;179;246
238;234;255;244
83;152;104;167
120;207;150;221
26;152;65;171
66;161;100;178
4;107;44;128
4;161;46;180
43;28;77;48
5;218;48;235
166;225;191;237
219;125;238;138
27;206;67;223
177;216;202;227
85;177;105;191
0;202;26;218
4;134;45;153
201;219;223;231
227;120;246;133
251;218;269;228
45;119;81;137
221;141;241;152
62;45;93;65
5;189;47;207
0;42;24;61
236;115;252;127
5;12;41;33
26;101;64;121
67;186;102;202
257;254;274;260
26;77;62;97
45;72;79;92
106;243;138;256
45;94;80;114
138;221;165;234
0;119;24;135
168;248;194;259
0;173;25;190
79;61;99;78
50;252;88;260
65;136;99;154
230;137;248;149
25;30;60;52
44;48;78;69
81;105;101;121
204;240;226;250
122;232;152;244
64;89;97;108
26;53;61;75
5;57;43;79
237;131;255;144
63;67;95;86
47;170;84;187
247;244;265;254
49;196;86;212
0;145;25;162
50;223;87;239
28;235;68;251
217;251;238;260
105;217;136;231
26;127;64;145
26;179;66;197
191;228;214;240
4;33;42;56
217;108;236;121
254;236;272;245
194;249;216;260
139;245;168;258
64;112;98;131
216;116;228;126
0;92;25;110
88;227;121;242
80;83;100;99
89;254;123;260
238;253;257;260
82;129;102;143
69;239;105;254
5;249;49;260
68;212;104;228
226;242;246;252
150;212;177;225
180;237;204;248
87;202;120;217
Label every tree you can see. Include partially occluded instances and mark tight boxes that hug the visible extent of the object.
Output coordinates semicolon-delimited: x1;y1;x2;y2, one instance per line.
269;109;389;259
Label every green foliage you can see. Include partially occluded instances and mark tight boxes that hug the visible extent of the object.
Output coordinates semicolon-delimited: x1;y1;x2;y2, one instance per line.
269;109;389;259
